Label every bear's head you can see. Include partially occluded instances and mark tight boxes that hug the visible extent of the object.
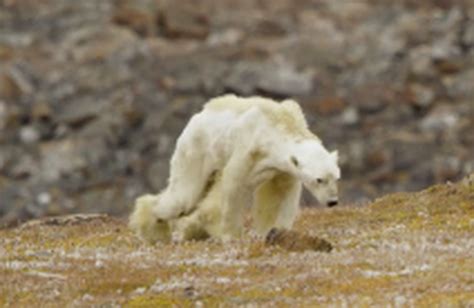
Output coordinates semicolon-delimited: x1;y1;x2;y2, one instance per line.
289;139;340;207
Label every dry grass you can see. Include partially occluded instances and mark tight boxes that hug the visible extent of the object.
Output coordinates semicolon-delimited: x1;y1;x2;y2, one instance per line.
0;179;473;307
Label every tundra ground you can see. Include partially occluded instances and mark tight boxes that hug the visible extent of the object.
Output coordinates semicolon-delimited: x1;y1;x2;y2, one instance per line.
1;178;473;307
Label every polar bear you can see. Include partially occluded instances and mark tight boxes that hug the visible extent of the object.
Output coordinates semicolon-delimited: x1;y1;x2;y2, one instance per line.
129;94;340;243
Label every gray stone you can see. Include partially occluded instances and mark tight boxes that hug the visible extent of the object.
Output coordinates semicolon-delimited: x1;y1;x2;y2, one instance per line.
340;107;360;126
462;20;474;46
206;28;243;47
56;99;103;127
420;107;459;133
0;100;6;130
146;160;169;191
409;84;435;107
257;62;314;97
408;46;437;78
160;5;209;39
224;62;262;95
443;69;474;98
9;154;40;179
39;140;87;182
19;125;40;144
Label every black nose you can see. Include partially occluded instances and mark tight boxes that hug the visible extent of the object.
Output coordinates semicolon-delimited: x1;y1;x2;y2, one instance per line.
327;200;338;207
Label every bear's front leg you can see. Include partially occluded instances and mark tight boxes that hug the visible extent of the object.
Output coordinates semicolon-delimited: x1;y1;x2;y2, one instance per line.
273;178;302;230
219;152;255;241
252;173;302;236
220;189;251;241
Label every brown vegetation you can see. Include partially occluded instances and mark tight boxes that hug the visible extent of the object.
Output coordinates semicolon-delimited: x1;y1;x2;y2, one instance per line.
1;177;473;306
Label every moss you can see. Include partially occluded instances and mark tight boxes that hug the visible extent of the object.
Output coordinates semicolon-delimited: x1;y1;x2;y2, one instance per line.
416;292;474;306
126;295;193;307
2;291;36;307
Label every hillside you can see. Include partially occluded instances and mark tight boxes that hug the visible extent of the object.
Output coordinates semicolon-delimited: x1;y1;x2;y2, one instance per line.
1;176;473;307
2;0;474;224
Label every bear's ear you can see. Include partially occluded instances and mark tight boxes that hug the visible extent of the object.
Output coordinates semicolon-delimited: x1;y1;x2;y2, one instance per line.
331;151;338;162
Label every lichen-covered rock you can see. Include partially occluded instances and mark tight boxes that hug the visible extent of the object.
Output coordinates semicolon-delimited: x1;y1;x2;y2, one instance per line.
265;228;333;252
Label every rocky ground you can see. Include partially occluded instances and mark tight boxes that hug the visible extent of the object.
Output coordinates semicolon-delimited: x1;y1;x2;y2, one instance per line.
0;175;473;306
1;0;474;223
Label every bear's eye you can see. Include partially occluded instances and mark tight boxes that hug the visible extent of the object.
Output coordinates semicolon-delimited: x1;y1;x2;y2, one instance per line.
290;156;299;167
316;178;324;184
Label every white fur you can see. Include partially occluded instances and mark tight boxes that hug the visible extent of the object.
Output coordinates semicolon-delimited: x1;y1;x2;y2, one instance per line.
129;94;340;243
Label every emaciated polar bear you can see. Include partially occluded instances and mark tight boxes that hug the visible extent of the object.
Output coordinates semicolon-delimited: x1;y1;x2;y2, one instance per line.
130;94;340;243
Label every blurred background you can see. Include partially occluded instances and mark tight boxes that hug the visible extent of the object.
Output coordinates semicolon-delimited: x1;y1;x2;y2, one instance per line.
0;0;473;225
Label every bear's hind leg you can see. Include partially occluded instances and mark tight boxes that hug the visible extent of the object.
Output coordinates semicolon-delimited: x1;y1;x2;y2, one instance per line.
172;170;222;241
174;213;211;241
129;195;172;244
153;146;214;221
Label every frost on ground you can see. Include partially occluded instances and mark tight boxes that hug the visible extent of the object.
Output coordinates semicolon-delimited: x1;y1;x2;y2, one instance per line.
0;178;473;307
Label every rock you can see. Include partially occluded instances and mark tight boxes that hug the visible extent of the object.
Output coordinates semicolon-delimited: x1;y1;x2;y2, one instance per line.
420;107;459;133
349;84;396;114
120;101;144;127
146;160;169;191
56;99;103;128
31;101;53;121
39;140;87;182
206;28;243;47
283;37;344;70
313;96;346;115
0;100;6;130
462;20;474;46
0;72;21;100
408;46;437;78
366;147;391;168
434;156;462;182
0;45;14;61
223;62;262;95
257;62;314;97
433;57;464;74
5;65;34;96
36;192;51;206
443;69;474;98
70;182;131;215
63;26;137;63
339;107;360;126
407;83;435;108
253;18;288;37
112;7;156;37
265;228;333;252
19;125;40;144
19;213;115;229
344;141;364;172
392;141;433;171
160;5;209;39
9;154;39;179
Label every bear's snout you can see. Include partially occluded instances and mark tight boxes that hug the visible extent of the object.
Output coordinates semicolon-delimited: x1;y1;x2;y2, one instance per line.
327;200;338;207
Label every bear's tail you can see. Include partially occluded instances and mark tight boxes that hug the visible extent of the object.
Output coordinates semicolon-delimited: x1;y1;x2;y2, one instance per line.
129;195;172;244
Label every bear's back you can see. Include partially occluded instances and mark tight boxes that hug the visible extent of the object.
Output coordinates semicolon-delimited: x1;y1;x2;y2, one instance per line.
204;94;315;140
